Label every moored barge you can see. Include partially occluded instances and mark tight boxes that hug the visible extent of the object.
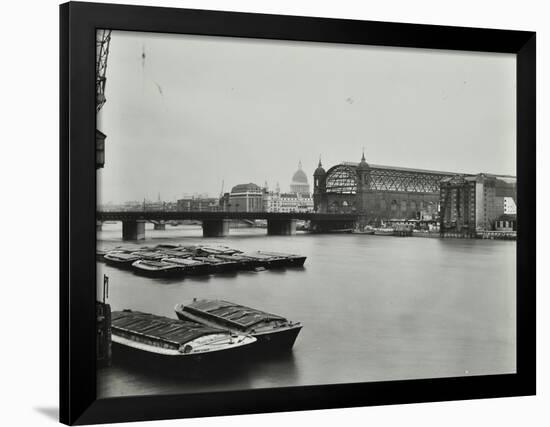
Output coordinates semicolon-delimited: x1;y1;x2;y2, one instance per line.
175;299;302;351
160;257;211;275
373;227;394;236
131;259;182;277
193;256;239;273
104;252;141;268
256;251;306;267
213;254;260;270
101;245;307;276
130;250;166;260
110;310;256;362
195;245;241;256
240;252;288;269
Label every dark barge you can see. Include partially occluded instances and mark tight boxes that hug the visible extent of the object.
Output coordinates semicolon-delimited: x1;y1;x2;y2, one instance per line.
175;299;302;351
101;244;307;277
257;251;306;267
110;310;256;363
104;252;141;268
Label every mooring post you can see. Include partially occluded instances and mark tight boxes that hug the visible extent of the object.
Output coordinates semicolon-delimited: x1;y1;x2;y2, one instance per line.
97;274;112;367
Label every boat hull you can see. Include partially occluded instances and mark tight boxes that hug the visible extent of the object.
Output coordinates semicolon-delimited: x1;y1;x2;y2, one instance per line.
131;266;183;277
194;259;239;274
111;336;256;366
252;325;302;351
175;310;302;352
374;231;394;236
104;258;137;269
213;256;259;270
285;256;306;267
256;252;306;268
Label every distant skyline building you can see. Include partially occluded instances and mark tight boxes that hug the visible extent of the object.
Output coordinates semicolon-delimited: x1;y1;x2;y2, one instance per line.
439;175;478;237
221;162;315;213
263;189;314;213
439;173;517;236
504;197;517;215
262;162;314;212
228;183;264;212
289;161;311;196
177;196;220;212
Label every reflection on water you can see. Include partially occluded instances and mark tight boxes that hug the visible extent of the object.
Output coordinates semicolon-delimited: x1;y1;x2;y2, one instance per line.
97;224;516;398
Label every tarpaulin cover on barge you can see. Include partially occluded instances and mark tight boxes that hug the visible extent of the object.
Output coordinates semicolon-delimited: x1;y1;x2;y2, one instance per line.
182;300;287;332
111;310;227;349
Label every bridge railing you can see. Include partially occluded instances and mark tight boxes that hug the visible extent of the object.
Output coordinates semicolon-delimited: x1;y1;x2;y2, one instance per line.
97;210;358;222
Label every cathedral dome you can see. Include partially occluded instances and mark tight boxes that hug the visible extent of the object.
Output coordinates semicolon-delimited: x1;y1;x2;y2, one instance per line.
290;161;311;195
292;168;308;185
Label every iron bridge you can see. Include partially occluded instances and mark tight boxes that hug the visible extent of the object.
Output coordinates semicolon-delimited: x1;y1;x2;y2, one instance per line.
97;211;358;222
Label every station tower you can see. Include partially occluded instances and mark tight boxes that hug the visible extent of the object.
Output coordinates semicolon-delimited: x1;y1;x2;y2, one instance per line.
355;150;373;218
313;158;327;212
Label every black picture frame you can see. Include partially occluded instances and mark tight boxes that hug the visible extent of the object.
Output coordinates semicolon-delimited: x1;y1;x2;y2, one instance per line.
60;1;536;425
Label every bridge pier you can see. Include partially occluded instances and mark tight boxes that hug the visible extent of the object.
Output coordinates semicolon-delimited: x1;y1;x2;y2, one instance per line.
202;219;230;237
267;219;297;236
122;220;146;240
97;212;360;237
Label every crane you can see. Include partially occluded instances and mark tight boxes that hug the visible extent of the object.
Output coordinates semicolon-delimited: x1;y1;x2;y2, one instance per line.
96;29;112;168
96;29;111;113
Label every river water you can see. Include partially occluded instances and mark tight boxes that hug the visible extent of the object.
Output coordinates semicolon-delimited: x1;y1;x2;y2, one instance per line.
96;223;516;398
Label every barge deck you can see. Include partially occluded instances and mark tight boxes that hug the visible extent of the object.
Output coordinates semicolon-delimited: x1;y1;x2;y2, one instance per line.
110;310;256;362
175;299;302;351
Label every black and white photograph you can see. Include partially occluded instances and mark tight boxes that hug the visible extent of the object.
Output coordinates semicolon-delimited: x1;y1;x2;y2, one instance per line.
4;0;545;426
95;29;518;398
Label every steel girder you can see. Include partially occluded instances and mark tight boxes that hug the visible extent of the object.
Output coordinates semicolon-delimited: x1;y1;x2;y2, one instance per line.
325;164;453;194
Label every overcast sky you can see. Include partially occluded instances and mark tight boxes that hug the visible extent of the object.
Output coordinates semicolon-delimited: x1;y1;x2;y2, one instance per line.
97;30;516;204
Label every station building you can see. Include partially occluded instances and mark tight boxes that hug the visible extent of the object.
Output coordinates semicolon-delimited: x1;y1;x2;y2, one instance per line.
313;153;516;232
313;153;452;224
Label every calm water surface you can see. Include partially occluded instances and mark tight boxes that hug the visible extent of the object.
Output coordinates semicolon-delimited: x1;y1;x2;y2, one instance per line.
97;224;516;398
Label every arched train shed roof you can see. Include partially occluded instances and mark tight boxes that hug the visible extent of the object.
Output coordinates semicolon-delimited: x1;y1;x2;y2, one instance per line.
325;162;459;194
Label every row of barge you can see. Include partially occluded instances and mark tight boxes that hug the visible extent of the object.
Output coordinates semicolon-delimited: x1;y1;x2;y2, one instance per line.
98;244;306;277
111;299;302;362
